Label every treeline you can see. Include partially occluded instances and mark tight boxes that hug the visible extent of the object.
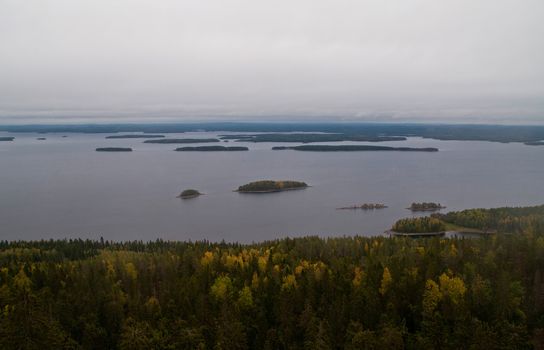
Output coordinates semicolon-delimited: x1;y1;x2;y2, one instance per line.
1;228;544;349
237;180;307;192
434;205;544;234
408;202;445;211
392;217;446;233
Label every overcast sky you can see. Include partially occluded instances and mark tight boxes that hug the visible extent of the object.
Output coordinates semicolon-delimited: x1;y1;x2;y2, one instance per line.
1;0;543;124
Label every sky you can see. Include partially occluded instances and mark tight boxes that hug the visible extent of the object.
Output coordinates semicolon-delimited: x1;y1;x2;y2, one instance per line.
1;0;543;124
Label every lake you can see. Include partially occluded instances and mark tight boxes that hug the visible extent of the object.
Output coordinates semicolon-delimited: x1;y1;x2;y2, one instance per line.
0;131;543;242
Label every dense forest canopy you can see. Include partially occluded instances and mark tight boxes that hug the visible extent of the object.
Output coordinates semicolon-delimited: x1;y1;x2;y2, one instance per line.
434;205;544;234
1;205;544;349
392;217;446;233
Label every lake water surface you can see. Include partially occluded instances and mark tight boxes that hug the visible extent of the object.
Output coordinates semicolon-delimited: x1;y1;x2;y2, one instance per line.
1;131;543;242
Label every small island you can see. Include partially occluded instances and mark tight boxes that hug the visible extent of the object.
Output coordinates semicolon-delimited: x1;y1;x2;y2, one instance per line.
407;202;446;211
144;138;220;144
96;147;133;152
272;145;439;152
37;137;47;140
0;137;15;141
219;133;407;143
236;180;308;193
337;203;388;210
177;189;202;199
106;134;165;139
175;146;248;151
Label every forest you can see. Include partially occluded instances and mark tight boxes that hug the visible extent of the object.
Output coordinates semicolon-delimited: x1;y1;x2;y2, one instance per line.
271;145;438;152
2;122;544;143
408;203;446;212
392;217;446;233
144;139;220;144
1;205;544;349
237;181;308;193
174;146;248;152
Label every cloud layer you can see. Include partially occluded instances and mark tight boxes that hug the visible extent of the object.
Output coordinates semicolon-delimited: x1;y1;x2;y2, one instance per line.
1;0;543;123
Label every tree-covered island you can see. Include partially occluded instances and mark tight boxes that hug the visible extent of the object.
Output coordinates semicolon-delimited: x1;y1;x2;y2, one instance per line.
219;133;407;143
0;137;15;141
106;134;165;139
175;146;248;151
337;203;388;210
95;147;133;152
407;202;446;211
236;180;308;193
144;138;220;144
272;145;439;152
2;204;544;349
392;216;447;233
177;189;202;199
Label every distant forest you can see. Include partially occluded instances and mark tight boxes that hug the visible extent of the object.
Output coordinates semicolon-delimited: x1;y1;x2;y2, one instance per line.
2;122;544;143
1;205;544;349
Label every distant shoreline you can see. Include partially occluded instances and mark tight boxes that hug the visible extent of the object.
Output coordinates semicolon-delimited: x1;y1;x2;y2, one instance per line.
1;122;544;144
96;147;133;152
272;145;439;152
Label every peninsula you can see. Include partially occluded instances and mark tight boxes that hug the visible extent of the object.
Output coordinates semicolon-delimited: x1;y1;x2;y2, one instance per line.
95;147;133;152
236;180;308;193
177;189;202;199
525;141;544;146
0;137;15;141
272;145;439;152
144;138;220;144
407;202;446;211
175;146;248;151
106;134;165;139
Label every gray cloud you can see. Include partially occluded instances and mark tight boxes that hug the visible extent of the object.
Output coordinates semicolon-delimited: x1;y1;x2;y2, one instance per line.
1;0;543;124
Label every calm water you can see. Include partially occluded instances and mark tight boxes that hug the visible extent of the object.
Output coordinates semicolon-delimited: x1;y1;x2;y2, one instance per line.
0;131;543;242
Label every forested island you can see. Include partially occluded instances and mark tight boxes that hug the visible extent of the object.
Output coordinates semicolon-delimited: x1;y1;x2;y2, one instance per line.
175;146;248;152
1;204;544;349
219;133;407;143
0;137;15;141
407;202;446;211
95;147;133;152
36;137;46;140
144;138;220;144
272;145;439;152
525;141;544;146
337;203;388;210
177;189;202;199
237;180;308;193
106;134;165;139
